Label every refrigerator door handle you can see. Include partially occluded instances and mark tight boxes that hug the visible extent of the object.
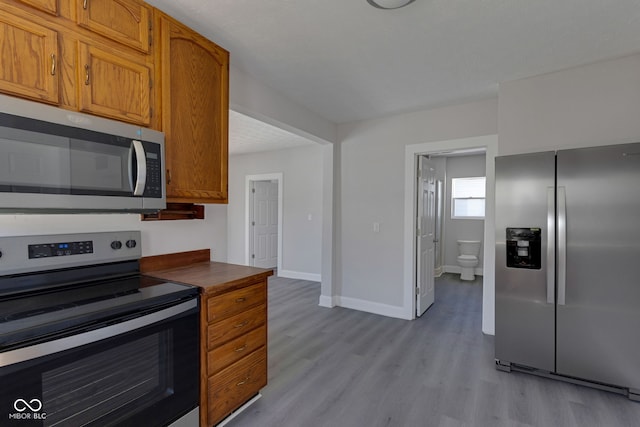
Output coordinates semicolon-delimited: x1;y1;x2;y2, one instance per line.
557;186;567;305
547;187;555;304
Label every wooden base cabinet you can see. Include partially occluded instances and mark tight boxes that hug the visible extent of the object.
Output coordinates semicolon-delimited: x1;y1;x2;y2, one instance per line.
203;281;267;426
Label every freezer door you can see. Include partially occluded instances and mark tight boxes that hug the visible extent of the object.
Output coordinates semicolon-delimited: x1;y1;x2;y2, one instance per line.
495;151;555;372
556;142;640;391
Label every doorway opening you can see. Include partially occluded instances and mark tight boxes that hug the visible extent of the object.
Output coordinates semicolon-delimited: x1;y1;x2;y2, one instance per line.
245;173;283;271
404;135;497;334
415;150;487;317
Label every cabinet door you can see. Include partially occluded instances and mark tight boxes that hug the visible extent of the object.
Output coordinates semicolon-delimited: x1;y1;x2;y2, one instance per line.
77;0;151;54
159;15;229;203
18;0;58;15
78;42;151;125
0;12;59;103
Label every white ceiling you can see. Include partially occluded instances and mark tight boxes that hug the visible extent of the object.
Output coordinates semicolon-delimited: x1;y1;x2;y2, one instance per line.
148;0;640;149
229;111;316;155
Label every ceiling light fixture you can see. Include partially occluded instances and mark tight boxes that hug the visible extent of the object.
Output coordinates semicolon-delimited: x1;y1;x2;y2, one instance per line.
366;0;416;9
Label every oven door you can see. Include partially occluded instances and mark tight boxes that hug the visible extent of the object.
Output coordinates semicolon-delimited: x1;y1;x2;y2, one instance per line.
0;299;198;427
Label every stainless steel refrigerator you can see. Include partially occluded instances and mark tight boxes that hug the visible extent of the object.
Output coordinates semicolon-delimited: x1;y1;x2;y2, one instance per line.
495;142;640;400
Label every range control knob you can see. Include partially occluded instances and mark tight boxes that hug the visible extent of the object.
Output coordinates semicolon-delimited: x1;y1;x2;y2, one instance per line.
110;240;123;250
126;239;137;249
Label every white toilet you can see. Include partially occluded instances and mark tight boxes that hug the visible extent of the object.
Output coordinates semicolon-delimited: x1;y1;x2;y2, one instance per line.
457;240;481;281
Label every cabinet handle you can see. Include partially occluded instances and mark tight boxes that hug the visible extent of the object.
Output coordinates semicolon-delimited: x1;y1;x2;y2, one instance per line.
50;54;56;76
83;0;88;10
233;321;249;329
235;297;246;303
84;64;90;85
234;345;247;353
167;169;171;185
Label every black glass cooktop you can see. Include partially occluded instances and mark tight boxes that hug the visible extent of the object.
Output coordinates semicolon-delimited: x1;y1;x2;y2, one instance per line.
0;274;197;350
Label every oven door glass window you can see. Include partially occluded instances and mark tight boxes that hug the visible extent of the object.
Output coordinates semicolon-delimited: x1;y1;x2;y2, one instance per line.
0;306;198;427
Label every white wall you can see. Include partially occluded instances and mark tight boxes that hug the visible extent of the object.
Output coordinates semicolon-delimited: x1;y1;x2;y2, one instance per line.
230;66;336;145
443;155;485;272
0;205;228;259
499;53;640;155
227;144;324;280
335;98;498;318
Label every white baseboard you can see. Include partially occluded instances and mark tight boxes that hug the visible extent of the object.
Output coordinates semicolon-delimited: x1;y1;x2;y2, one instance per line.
318;295;336;308
443;265;483;276
336;296;411;320
217;394;261;427
278;270;321;282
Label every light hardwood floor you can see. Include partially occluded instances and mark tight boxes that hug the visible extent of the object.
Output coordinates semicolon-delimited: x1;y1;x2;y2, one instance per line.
227;274;640;427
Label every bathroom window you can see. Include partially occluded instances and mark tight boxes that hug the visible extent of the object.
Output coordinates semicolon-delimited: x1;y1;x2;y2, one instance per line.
451;177;485;219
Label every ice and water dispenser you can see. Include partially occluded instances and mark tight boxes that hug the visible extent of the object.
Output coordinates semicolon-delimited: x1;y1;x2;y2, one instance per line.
506;227;541;269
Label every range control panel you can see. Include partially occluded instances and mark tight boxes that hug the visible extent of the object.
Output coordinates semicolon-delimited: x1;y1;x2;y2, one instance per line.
0;231;141;276
506;227;541;269
29;240;94;259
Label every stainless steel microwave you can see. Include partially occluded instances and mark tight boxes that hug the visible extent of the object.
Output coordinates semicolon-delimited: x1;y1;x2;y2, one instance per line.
0;94;165;213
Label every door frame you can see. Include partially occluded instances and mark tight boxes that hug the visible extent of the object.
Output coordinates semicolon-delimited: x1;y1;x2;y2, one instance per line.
403;135;498;334
245;173;283;271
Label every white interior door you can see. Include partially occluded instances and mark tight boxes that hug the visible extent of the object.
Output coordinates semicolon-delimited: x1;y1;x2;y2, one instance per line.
416;156;436;316
251;180;278;268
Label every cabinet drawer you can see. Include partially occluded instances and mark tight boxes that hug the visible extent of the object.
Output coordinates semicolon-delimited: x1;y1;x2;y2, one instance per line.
207;282;266;323
207;304;266;349
208;325;266;374
208;347;267;426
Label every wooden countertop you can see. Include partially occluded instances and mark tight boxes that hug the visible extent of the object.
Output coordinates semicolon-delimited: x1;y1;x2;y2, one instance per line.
140;249;273;296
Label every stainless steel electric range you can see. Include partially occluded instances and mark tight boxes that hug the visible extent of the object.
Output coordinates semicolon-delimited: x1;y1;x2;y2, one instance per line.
0;231;199;427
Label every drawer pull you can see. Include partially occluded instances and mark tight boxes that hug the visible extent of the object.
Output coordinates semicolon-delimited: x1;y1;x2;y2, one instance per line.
236;377;250;386
235;297;246;303
233;321;249;329
234;345;247;353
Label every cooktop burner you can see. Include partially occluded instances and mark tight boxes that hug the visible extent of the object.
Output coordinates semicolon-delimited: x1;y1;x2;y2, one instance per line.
0;275;197;350
0;231;198;351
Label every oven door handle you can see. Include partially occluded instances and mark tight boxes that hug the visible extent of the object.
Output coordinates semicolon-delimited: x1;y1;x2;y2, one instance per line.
0;299;197;367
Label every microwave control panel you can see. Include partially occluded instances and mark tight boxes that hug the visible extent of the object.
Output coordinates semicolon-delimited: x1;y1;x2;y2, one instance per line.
142;141;162;198
506;227;541;269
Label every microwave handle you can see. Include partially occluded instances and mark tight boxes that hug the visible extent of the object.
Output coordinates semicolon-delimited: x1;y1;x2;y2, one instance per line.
132;140;147;196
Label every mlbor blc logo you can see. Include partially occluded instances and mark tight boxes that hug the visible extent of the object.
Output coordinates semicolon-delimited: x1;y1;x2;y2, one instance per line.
9;399;46;420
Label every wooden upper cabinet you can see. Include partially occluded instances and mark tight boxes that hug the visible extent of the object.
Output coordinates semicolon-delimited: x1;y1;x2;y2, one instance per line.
0;11;59;104
17;0;58;15
158;13;229;204
77;0;151;54
78;41;151;125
